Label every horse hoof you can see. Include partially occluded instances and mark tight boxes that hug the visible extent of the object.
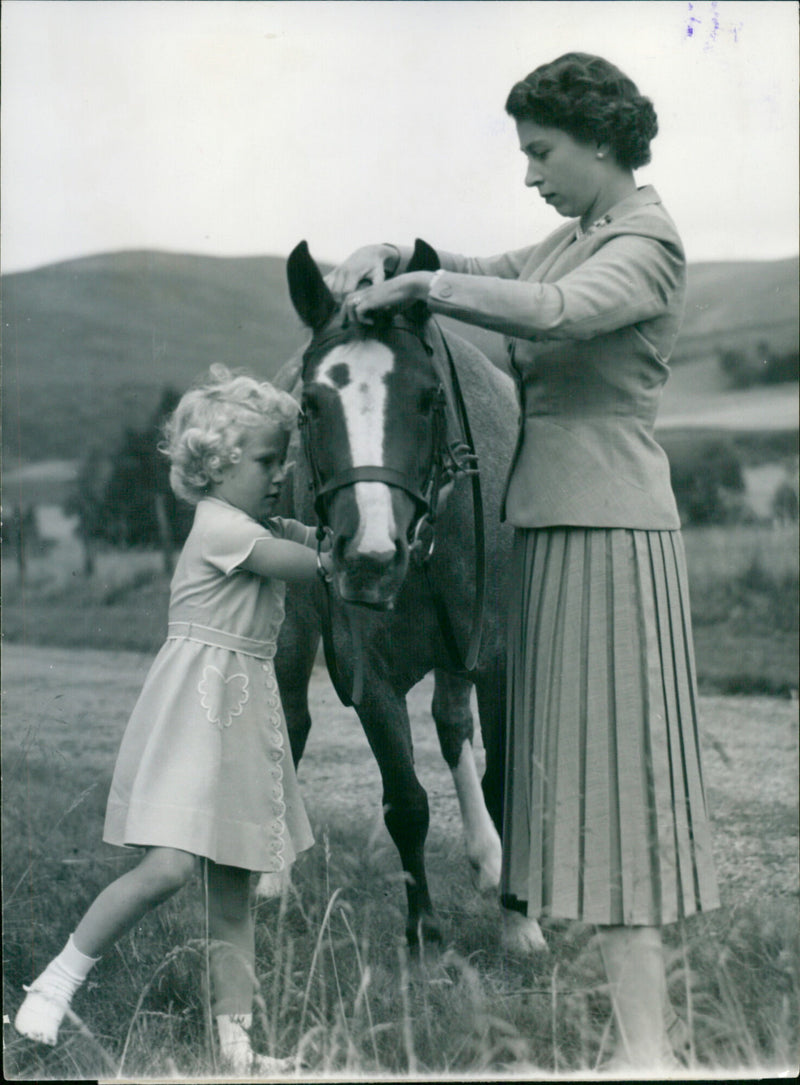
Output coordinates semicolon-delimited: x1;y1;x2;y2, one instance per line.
500;908;548;954
406;914;444;949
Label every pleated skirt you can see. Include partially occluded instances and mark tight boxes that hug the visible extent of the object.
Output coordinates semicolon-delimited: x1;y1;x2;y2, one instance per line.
501;527;720;926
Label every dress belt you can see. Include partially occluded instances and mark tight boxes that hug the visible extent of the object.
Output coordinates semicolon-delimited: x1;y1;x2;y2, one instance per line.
167;621;273;660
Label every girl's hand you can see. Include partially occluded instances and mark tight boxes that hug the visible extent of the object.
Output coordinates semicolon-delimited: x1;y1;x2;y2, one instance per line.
324;244;400;298
343;272;433;326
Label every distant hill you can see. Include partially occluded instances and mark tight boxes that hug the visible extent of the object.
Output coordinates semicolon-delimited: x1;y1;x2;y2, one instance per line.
1;251;308;469
2;249;797;466
675;256;798;362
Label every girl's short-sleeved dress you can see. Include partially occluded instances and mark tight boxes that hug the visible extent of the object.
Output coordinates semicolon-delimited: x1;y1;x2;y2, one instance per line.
103;497;314;873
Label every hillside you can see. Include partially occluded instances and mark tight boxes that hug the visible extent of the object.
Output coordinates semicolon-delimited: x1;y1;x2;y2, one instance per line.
1;249;797;466
675;256;798;362
1;251;308;468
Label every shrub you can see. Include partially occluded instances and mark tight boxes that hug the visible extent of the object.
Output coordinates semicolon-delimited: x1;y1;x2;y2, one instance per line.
772;478;799;524
68;387;193;551
661;434;746;525
717;340;800;389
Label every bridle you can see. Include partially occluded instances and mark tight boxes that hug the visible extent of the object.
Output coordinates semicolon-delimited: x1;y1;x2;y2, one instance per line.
298;313;486;707
299;316;456;561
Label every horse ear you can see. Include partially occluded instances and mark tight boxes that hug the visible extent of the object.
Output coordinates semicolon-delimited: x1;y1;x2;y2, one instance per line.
406;238;441;274
404;239;440;325
287;241;337;330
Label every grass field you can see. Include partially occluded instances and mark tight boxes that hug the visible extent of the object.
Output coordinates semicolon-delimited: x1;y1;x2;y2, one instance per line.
2;520;797;1079
682;523;799;695
2;646;798;1081
3;521;797;693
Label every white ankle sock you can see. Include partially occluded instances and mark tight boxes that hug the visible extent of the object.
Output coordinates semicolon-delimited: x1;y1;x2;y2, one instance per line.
15;935;100;1046
217;1012;251;1037
216;1013;295;1073
217;1014;254;1068
34;934;100;1003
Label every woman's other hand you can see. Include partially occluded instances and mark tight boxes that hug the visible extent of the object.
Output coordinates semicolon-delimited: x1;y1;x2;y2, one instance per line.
324;244;401;297
342;272;434;325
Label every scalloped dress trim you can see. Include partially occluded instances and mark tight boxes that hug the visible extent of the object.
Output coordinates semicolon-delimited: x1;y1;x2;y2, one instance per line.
260;660;287;871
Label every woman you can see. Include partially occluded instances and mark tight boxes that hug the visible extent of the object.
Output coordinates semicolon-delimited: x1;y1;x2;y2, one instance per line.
327;52;719;1070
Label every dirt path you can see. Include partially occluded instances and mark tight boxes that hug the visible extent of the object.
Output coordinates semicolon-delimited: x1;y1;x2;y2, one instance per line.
2;645;798;902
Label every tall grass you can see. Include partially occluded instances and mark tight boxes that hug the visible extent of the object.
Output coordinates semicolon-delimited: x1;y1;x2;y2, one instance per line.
2;522;798;1077
682;523;799;694
3;803;798;1081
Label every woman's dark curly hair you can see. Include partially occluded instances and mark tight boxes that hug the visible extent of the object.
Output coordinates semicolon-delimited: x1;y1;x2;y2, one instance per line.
505;53;658;170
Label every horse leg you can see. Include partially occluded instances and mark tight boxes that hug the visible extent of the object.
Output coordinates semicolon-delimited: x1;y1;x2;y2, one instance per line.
473;669;548;953
431;669;501;893
274;586;321;766
358;683;441;947
471;663;505;834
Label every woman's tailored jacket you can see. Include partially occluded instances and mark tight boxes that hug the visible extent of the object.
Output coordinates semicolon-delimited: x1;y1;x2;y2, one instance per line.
421;186;684;529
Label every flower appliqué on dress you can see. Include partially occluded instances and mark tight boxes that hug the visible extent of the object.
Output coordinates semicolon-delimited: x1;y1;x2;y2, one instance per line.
198;665;249;729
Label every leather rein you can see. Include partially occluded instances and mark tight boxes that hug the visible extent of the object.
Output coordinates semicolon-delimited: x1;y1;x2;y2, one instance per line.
298;316;486;707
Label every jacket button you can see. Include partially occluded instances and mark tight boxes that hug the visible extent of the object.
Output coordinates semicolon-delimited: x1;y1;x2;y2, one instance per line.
438;283;453;298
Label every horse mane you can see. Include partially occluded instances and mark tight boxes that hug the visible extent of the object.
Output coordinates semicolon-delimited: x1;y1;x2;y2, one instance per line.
272;345;305;398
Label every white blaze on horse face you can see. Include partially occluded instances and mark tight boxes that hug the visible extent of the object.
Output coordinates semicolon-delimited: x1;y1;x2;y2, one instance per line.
316;342;397;558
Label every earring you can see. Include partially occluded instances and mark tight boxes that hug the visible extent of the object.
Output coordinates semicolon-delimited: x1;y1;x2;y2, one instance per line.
596;152;605;159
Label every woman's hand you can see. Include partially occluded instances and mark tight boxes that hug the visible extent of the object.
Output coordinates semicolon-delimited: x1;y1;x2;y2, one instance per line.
324;244;400;298
342;272;434;325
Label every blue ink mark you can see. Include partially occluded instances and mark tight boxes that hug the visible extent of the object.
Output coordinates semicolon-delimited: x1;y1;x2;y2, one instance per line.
686;1;701;38
686;0;738;49
705;0;720;52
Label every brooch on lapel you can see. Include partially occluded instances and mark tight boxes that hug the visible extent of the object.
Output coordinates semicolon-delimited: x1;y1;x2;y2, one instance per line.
576;213;613;240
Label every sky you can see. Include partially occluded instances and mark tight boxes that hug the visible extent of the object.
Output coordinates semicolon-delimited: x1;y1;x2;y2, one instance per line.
1;0;798;274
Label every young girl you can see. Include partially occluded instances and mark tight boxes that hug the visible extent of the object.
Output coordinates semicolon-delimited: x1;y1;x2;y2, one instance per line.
15;365;330;1074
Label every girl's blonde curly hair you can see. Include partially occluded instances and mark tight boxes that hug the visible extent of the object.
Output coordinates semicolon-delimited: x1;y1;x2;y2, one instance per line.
162;364;300;505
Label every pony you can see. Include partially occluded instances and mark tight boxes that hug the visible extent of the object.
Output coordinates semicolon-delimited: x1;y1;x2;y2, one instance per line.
271;239;544;951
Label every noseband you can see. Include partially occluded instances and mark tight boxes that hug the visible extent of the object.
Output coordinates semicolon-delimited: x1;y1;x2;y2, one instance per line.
299;314;485;707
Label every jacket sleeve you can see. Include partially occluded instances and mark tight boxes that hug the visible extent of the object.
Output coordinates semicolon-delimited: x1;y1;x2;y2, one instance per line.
436;246;538;279
392;243;537;279
426;234;684;341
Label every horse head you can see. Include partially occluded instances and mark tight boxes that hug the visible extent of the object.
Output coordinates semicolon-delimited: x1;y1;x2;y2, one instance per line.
287;239;445;610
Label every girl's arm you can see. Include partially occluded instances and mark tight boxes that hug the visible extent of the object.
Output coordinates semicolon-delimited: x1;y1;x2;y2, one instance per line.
239;538;333;582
